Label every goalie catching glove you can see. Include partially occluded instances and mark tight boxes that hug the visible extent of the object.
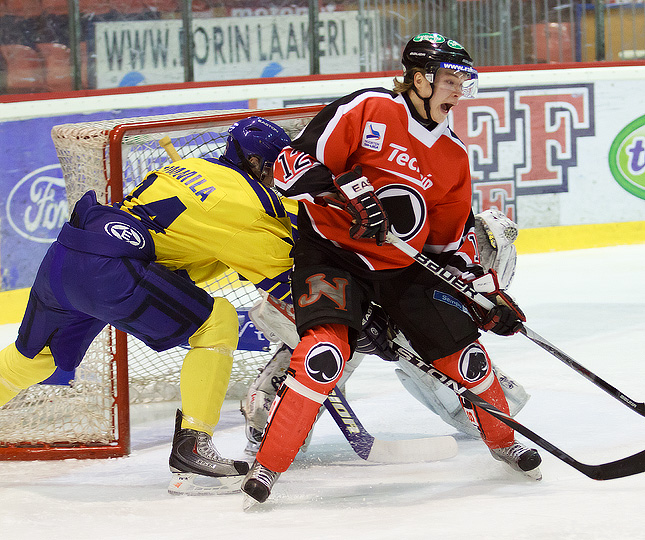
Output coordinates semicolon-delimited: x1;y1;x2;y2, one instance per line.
326;165;389;245
467;270;526;336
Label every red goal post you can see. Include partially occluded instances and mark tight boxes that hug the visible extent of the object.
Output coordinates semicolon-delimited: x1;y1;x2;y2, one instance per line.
0;105;323;460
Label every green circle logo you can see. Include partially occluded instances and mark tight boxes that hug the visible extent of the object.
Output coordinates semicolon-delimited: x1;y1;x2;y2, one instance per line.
414;33;445;44
608;115;645;200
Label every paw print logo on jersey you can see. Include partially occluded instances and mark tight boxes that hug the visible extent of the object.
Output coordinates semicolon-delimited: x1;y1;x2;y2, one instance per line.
104;221;147;249
304;342;343;384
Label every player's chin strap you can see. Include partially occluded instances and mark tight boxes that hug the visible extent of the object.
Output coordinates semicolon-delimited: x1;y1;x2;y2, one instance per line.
385;232;645;418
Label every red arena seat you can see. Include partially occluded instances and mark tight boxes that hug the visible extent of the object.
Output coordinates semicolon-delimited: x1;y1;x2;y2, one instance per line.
37;42;73;92
0;44;46;93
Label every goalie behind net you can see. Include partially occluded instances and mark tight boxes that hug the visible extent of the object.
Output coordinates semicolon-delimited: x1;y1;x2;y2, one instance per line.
0;106;321;458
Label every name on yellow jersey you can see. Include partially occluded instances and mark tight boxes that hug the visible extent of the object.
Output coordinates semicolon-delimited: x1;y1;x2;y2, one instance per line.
163;165;216;202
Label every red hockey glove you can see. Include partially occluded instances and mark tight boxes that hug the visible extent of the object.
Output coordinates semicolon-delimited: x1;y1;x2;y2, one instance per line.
467;270;526;336
327;165;389;246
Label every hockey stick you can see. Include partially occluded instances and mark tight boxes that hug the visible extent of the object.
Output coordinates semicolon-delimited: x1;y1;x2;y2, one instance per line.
324;386;458;463
248;290;457;463
158;136;454;463
518;325;645;417
392;342;645;480
385;233;645;418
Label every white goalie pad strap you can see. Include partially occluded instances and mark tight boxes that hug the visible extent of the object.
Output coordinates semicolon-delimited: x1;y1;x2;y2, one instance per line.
284;374;328;404
248;291;300;348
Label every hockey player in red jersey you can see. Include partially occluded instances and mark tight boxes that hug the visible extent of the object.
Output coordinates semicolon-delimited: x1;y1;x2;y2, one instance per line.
242;32;541;505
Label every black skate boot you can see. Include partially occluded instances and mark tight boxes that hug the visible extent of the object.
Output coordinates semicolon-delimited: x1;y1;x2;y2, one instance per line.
490;440;542;480
241;459;281;509
168;409;249;495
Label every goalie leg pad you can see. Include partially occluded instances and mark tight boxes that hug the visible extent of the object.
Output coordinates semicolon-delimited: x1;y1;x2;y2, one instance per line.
241;343;292;436
395;358;530;438
492;364;530;417
395;362;481;438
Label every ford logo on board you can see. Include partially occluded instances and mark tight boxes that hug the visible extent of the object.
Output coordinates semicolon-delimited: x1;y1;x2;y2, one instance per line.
6;164;69;243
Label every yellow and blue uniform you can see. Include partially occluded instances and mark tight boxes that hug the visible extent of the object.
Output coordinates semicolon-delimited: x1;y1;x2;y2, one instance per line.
119;157;294;300
0;156;296;435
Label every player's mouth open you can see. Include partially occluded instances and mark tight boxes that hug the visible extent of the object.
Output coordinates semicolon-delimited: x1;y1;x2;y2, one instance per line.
441;103;454;114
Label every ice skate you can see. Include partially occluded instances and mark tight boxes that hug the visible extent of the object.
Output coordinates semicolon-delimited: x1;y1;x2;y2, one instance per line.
490;440;542;480
168;409;249;495
241;459;281;509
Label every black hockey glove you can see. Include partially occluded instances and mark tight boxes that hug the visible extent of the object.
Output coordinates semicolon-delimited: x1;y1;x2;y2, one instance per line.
467;270;526;336
328;165;389;246
355;303;398;362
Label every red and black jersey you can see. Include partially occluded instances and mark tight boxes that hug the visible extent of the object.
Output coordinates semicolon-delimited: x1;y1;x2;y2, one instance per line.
274;87;481;278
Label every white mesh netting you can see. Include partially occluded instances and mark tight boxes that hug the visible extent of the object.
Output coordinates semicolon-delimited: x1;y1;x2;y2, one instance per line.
0;108;317;451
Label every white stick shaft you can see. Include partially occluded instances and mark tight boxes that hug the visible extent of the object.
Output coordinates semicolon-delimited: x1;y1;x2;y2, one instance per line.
385;232;496;310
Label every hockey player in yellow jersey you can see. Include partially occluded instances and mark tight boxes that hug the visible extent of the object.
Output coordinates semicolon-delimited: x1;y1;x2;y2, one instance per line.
0;116;293;494
117;147;294;290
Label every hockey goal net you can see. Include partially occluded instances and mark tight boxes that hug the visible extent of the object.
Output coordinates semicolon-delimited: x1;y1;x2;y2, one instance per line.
0;105;323;460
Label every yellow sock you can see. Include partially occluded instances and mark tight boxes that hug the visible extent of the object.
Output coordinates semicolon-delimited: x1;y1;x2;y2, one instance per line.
0;344;56;406
179;297;239;435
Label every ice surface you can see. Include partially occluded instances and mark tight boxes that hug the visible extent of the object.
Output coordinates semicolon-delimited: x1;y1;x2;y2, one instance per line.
1;245;645;539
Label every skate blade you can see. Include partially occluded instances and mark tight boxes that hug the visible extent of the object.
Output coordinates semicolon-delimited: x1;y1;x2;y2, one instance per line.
242;493;257;511
168;472;243;495
242;492;270;511
522;466;542;481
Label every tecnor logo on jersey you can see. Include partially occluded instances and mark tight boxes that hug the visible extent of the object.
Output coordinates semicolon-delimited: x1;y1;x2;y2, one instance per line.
105;222;147;249
608;115;645;200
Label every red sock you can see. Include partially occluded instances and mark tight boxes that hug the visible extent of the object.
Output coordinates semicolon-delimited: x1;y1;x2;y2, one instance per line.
433;341;514;449
257;324;350;472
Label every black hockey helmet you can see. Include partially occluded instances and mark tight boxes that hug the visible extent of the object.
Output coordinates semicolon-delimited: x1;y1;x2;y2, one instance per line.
222;116;291;180
402;32;478;98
